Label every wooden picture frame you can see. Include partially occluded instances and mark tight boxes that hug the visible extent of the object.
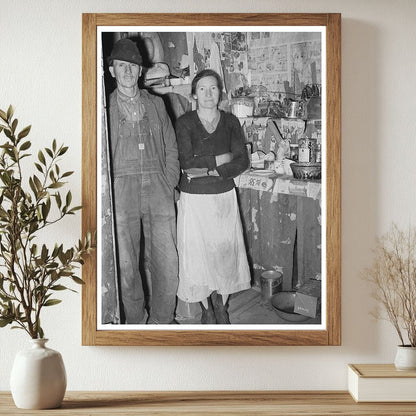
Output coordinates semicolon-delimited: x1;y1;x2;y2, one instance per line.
82;13;341;346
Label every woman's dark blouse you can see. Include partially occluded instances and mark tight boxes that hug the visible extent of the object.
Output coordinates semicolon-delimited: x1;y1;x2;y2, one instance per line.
175;110;249;194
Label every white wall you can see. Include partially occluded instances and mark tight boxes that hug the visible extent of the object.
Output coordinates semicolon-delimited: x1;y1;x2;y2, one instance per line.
1;0;415;391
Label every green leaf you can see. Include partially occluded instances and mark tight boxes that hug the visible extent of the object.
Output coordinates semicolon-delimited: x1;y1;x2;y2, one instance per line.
51;244;59;258
0;317;13;327
69;206;82;214
61;171;74;178
45;148;53;158
38;150;46;165
38;326;44;339
19;140;31;151
0;109;7;121
48;182;64;189
55;192;62;209
50;270;58;281
0;172;10;186
33;175;42;192
58;146;68;156
59;271;74;277
37;190;47;200
56;244;63;258
46;195;51;212
50;285;68;291
58;250;67;264
29;177;38;197
11;118;18;133
41;244;48;262
65;191;72;207
41;202;50;220
43;299;62;307
29;222;39;234
31;244;38;256
17;125;31;140
19;153;30;160
6;105;14;122
34;163;43;173
4;129;12;140
52;139;57;152
71;276;85;285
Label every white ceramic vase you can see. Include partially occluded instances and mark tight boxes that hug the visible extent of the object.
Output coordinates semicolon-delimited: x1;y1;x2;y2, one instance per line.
394;345;416;371
10;338;67;409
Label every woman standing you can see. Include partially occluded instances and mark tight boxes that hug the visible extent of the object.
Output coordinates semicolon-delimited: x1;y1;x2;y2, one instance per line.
175;69;251;324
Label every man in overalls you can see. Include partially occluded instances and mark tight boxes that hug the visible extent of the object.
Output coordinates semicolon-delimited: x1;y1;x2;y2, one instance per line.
107;38;179;324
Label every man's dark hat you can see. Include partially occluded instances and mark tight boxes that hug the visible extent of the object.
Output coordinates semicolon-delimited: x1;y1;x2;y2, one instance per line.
108;38;143;66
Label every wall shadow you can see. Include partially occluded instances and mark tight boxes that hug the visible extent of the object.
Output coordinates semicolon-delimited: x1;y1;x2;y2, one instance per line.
340;18;381;356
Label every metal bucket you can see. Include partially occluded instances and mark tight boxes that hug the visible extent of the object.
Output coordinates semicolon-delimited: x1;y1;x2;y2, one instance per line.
287;101;300;118
261;270;283;301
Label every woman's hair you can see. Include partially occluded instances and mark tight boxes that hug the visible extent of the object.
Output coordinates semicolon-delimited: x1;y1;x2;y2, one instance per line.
191;69;224;101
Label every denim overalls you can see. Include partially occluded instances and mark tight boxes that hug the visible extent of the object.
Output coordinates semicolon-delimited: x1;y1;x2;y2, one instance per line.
111;92;178;324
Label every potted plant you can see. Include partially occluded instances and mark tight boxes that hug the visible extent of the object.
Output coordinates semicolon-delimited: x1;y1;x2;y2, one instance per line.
0;106;94;408
363;223;416;370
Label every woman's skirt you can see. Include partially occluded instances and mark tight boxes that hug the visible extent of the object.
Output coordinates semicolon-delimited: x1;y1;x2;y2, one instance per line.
177;189;251;303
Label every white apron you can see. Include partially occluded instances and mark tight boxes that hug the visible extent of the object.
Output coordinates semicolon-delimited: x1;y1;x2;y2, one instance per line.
177;189;251;303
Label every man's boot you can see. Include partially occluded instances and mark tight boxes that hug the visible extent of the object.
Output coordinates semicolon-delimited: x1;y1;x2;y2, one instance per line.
210;291;231;324
200;297;216;324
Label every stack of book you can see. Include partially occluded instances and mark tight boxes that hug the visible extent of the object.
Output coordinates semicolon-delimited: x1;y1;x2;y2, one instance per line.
348;364;416;402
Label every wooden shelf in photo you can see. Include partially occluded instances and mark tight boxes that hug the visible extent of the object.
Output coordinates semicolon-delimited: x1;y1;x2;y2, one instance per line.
149;83;192;99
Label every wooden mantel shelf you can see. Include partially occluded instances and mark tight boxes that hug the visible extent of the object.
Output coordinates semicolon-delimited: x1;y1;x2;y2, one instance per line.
1;391;416;415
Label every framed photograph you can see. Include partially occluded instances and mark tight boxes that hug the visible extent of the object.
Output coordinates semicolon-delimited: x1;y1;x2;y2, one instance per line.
82;13;341;346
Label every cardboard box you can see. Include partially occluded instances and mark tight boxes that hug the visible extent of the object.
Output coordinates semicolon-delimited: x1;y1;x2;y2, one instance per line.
294;279;321;318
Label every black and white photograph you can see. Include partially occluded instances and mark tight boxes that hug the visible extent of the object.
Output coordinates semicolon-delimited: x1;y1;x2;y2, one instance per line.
97;26;326;329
